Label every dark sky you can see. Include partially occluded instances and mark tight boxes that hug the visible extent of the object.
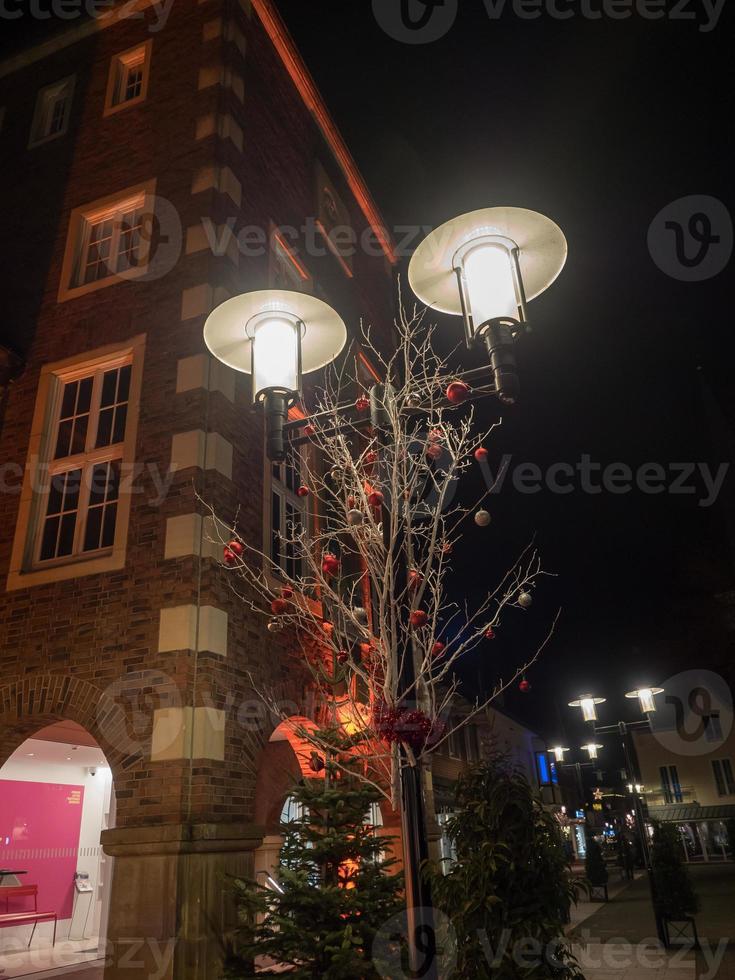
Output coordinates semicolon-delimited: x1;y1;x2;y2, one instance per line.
272;0;735;742
2;2;733;751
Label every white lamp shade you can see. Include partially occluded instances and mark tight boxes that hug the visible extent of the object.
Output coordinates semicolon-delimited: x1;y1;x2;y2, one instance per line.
462;241;519;325
408;207;567;317
551;746;570;763
582;743;603;760
625;687;664;714
203;289;347;377
568;696;606;723
252;316;300;398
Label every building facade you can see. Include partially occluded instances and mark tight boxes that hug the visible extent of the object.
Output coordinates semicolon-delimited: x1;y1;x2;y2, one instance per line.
0;2;396;976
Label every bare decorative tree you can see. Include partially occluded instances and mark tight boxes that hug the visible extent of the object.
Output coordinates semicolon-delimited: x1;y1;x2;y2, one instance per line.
206;301;556;807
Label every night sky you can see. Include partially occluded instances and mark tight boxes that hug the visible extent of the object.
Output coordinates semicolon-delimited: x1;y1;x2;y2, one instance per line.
2;2;733;753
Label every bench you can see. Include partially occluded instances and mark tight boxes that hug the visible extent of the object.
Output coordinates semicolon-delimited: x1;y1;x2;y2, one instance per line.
0;910;57;947
0;885;38;913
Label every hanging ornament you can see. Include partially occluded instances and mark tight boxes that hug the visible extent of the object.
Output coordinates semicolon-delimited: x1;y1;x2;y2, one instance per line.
347;509;364;526
442;541;453;555
267;619;282;633
446;380;471;405
408;569;422;590
355;395;370;412
365;450;378;464
410;609;428;628
227;540;243;557
474;509;491;527
321;621;334;634
303;424;316;438
309;752;325;773
297;485;310;498
329;466;343;483
484;626;496;640
322;553;340;577
518;591;533;609
337;650;349;664
474;447;489;463
431;640;446;658
223;547;236;566
281;586;294;600
271;598;288;616
519;678;531;693
426;443;443;461
353;607;368;625
347;495;356;508
368;489;384;507
360;642;372;657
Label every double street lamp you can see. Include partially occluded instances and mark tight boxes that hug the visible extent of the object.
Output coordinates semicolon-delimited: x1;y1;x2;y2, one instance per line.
204;206;566;976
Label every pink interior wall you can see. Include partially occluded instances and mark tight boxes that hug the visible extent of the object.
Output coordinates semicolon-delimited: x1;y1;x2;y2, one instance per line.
0;780;85;918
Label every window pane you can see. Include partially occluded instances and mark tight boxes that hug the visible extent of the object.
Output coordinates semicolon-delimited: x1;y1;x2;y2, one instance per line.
117;364;131;403
112;403;128;444
60;381;78;419
55;419;73;459
77;376;93;414
58;512;77;556
83;506;102;552
107;459;121;500
40;516;60;561
88;463;108;507
47;475;65;516
101;368;117;407
70;415;88;455
63;468;81;511
101;502;117;548
96;407;113;448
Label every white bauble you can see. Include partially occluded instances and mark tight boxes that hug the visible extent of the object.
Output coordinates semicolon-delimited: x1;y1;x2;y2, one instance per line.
518;591;533;609
474;509;491;527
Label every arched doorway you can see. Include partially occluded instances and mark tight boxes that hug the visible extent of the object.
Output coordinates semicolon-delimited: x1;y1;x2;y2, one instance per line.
0;719;115;976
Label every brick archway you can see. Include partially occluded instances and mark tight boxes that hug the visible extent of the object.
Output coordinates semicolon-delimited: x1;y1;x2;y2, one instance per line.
0;673;138;781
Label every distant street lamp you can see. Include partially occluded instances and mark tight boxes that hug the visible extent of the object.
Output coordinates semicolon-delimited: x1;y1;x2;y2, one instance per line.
408;207;567;405
625;687;664;715
550;745;571;763
204;289;347;461
567;685;666;943
581;742;603;760
568;695;606;723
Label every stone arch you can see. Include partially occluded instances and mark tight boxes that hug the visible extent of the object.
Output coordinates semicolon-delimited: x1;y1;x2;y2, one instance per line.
253;715;321;830
0;673;138;782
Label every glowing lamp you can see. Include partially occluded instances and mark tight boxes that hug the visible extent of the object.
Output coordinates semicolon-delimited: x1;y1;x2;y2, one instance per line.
408;207;567;405
582;743;603;760
568;695;606;723
204;290;346;461
551;746;570;763
625;687;664;715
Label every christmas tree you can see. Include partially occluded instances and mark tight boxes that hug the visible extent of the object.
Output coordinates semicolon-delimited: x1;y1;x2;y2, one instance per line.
223;730;404;979
428;757;584;979
651;822;699;919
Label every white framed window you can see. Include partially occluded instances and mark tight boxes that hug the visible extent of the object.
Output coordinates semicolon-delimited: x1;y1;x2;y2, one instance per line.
58;180;155;302
29;76;75;147
659;764;683;803
104;41;152;115
269;227;313;293
7;337;145;591
712;758;735;797
267;431;308;581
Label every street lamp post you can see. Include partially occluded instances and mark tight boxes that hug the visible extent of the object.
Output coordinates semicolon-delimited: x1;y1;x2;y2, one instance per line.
203;204;567;974
568;687;666;943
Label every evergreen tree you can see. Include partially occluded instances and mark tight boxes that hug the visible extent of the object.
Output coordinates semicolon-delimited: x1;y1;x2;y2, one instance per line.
223;729;403;979
650;822;699;918
584;834;609;887
427;757;584;979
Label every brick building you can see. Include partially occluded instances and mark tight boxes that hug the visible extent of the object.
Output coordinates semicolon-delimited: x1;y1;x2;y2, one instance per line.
0;1;398;975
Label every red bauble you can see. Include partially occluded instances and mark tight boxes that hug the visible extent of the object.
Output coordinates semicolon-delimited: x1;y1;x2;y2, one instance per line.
365;450;378;464
426;443;443;461
281;587;294;599
355;395;370;412
337;650;349;664
271;598;288;615
303;424;316;437
360;642;372;657
446;381;471;405
474;447;489;463
408;569;422;590
297;485;310;498
223;547;236;565
347;495;356;508
519;679;531;693
485;627;496;640
410;609;428;628
322;621;334;634
431;640;446;658
368;490;384;507
322;553;340;576
227;539;243;556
